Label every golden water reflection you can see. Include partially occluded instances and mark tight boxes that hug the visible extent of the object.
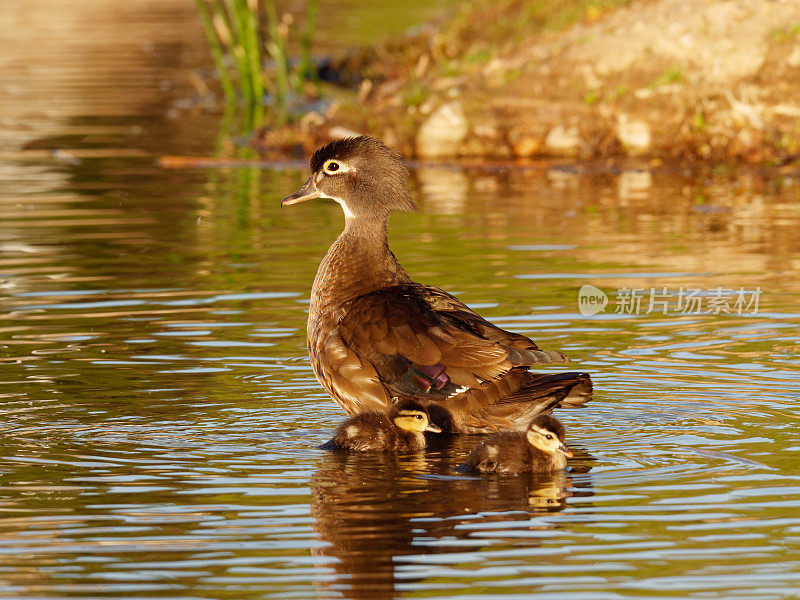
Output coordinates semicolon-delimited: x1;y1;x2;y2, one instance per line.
1;1;800;598
310;443;584;600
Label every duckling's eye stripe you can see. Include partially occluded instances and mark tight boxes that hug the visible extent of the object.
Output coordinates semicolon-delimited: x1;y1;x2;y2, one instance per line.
398;411;422;417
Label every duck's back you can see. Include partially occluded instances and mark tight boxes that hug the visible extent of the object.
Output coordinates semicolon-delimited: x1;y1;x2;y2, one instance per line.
309;281;591;433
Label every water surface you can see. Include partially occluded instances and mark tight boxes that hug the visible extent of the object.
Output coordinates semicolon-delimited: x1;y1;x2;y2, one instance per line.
2;3;800;600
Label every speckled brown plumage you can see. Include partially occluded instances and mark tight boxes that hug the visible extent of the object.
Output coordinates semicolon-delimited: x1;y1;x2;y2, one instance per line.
283;136;593;434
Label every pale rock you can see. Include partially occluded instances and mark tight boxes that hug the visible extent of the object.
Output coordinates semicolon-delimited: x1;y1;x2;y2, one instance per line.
416;101;468;158
544;125;580;156
788;45;800;68
616;115;652;155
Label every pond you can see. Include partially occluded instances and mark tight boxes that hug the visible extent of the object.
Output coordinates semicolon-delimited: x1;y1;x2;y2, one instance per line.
2;2;800;599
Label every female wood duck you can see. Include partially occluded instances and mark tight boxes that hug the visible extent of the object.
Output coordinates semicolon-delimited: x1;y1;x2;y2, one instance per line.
319;398;441;452
282;136;591;434
456;414;572;474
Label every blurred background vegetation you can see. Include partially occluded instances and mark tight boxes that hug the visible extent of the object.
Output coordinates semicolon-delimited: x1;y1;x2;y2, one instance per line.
195;0;319;126
191;0;633;130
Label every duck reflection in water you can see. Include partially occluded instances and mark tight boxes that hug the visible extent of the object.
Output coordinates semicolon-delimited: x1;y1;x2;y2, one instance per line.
310;440;594;599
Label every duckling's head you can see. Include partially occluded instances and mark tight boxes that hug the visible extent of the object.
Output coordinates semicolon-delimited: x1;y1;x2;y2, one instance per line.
525;414;572;457
281;136;417;219
389;399;442;434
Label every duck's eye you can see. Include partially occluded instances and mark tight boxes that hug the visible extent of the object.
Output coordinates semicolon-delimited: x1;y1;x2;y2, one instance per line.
323;160;341;174
415;414;423;420
545;434;553;440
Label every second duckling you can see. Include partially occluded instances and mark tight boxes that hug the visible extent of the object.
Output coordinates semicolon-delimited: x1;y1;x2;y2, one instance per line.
456;414;572;475
319;399;442;452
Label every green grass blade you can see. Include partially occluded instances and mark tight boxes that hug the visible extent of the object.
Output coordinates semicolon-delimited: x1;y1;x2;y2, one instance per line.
295;0;319;92
195;0;236;101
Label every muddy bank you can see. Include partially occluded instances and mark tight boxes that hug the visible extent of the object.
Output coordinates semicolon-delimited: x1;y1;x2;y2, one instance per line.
251;0;800;164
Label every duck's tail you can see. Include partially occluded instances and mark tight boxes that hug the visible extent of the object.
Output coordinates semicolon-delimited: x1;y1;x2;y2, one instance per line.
506;371;592;408
533;371;593;410
487;371;593;430
439;370;593;433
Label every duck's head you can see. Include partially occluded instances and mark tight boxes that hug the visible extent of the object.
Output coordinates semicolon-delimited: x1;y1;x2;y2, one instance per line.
281;136;417;219
389;399;441;434
526;414;572;458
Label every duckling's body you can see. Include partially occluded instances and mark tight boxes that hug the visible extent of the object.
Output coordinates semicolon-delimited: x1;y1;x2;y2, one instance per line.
457;414;571;474
320;399;441;452
283;136;592;434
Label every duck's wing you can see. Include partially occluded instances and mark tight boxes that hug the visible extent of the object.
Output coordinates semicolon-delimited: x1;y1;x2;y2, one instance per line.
321;284;585;431
415;285;571;365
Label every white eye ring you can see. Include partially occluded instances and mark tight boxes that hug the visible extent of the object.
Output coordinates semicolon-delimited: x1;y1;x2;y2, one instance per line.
322;159;351;175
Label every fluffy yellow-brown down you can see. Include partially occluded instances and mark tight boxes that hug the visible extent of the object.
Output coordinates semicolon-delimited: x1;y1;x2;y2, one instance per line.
457;414;572;475
319;399;441;452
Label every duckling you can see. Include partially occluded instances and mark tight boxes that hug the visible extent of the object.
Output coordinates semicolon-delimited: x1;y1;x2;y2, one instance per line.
456;414;572;475
319;399;442;452
282;136;592;433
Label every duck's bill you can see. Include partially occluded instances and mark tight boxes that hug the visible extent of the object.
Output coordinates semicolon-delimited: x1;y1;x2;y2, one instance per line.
558;444;573;458
281;177;321;206
425;423;442;433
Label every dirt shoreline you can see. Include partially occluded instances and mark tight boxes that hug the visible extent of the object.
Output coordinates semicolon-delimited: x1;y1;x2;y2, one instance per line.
251;0;800;166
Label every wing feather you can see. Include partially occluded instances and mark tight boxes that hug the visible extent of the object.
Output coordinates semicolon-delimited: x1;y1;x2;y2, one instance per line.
310;283;577;423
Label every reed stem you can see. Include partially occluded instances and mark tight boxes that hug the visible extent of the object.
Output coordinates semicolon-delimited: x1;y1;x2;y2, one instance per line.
195;0;317;126
264;0;289;124
195;0;236;102
296;0;319;92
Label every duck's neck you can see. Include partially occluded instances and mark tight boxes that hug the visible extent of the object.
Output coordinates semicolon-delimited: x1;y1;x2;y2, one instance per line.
309;216;411;319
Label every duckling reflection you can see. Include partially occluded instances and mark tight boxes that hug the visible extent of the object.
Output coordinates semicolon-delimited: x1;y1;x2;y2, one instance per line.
310;451;429;600
310;441;593;599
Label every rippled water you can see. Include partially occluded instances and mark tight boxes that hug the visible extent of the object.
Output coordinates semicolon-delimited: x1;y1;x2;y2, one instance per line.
3;2;800;599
